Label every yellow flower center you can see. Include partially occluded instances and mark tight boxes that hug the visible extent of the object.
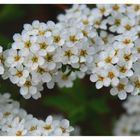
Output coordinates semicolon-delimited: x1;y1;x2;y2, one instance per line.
80;49;88;57
16;131;23;136
69;35;78;43
108;72;115;79
53;36;61;43
117;83;125;91
16;71;23;77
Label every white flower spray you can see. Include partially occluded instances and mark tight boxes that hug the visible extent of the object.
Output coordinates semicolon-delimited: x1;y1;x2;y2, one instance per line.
0;93;74;136
1;5;140;100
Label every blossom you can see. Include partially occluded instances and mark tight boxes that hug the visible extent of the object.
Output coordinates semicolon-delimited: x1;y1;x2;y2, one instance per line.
9;65;29;85
0;93;74;136
110;78;134;100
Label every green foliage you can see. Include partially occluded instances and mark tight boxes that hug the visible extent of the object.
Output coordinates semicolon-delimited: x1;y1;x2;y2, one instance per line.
0;5;24;22
43;79;113;135
0;34;12;48
90;98;110;113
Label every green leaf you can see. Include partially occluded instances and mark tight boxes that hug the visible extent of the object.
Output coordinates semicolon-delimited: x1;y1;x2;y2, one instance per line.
90;98;110;113
0;34;12;48
0;5;24;22
44;95;76;112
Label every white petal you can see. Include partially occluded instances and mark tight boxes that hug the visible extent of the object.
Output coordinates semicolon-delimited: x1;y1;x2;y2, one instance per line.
90;74;98;82
96;81;103;89
118;92;127;100
20;87;28;95
29;86;37;95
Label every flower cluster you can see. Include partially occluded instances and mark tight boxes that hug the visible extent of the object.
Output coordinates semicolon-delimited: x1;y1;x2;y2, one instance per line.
1;4;140;100
59;4;140;100
0;93;74;136
2;10;96;99
114;95;140;135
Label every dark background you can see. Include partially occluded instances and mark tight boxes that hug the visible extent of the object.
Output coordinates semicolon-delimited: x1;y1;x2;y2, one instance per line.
0;4;124;136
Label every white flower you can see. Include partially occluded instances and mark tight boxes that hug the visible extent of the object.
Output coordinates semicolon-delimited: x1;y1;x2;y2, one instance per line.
0;93;74;136
12;33;36;56
31;36;55;56
96;4;111;17
117;62;133;78
24;53;44;70
90;70;110;89
55;71;76;88
107;13;125;33
55;119;74;136
25;118;41;136
133;39;140;60
9;65;29;85
6;49;24;67
118;48;136;67
61;46;79;65
19;77;39;98
115;33;137;49
44;51;60;70
6;117;27;136
123;95;140;114
130;74;140;95
118;17;136;33
51;29;65;46
63;28;83;47
110;4;126;14
77;39;95;64
97;48;118;68
110;78;134;100
31;66;52;83
105;65;119;86
41;115;56;135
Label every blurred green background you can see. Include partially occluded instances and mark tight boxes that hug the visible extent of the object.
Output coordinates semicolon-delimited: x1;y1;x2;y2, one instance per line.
0;4;125;136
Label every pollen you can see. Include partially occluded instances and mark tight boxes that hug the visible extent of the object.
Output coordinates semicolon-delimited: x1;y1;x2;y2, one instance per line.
114;19;121;26
124;24;132;31
99;7;106;14
64;50;73;58
29;126;37;131
53;36;61;43
14;55;21;61
119;66;127;73
39;42;48;49
112;5;120;11
108;71;115;79
123;54;131;61
25;41;31;48
62;75;68;81
98;75;104;81
43;125;52;130
123;39;131;45
105;57;112;63
37;67;46;74
25;80;32;87
69;35;78;43
16;71;23;77
80;49;88;57
16;131;23;136
117;83;125;91
32;56;38;63
45;54;53;62
134;80;140;88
